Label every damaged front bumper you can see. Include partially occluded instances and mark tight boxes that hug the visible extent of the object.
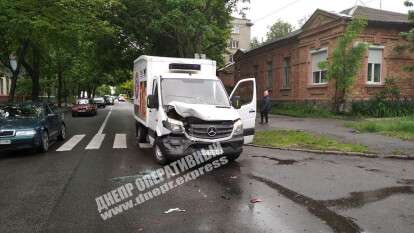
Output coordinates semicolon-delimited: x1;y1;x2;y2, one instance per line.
158;134;244;159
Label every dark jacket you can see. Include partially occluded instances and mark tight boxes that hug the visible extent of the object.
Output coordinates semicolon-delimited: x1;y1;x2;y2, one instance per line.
260;96;271;113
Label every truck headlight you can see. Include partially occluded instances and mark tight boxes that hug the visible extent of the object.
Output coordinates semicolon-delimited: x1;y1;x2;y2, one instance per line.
15;130;37;136
163;118;184;134
233;119;243;135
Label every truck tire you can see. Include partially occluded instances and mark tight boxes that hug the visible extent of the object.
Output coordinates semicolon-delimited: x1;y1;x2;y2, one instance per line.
227;152;241;162
136;122;147;143
153;138;168;165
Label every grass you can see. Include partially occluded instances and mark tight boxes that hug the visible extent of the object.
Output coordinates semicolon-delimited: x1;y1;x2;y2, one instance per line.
253;130;369;153
270;103;335;118
346;116;414;141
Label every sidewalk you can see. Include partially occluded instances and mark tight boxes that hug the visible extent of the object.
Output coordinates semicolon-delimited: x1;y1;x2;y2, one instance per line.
256;115;414;157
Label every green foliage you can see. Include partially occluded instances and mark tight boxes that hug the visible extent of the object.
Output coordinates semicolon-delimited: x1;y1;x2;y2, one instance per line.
375;78;401;100
319;18;368;112
351;99;414;118
351;77;414;118
265;19;294;42
254;130;369;153
116;79;133;96
346;117;414;140
250;37;261;49
0;0;248;101
271;102;334;118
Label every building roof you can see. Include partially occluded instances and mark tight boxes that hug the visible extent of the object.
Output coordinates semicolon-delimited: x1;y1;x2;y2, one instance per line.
244;29;302;53
340;6;410;24
237;6;410;57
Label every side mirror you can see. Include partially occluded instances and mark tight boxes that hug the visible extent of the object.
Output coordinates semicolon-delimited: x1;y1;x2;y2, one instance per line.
231;96;241;109
147;95;159;109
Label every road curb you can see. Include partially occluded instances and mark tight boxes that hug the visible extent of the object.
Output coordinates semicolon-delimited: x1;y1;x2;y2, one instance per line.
246;144;379;158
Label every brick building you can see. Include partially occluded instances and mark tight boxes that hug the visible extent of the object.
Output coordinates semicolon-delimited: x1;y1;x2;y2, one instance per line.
230;6;414;104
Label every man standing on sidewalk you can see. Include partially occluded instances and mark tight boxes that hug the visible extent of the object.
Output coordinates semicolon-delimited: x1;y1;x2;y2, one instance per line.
260;90;271;124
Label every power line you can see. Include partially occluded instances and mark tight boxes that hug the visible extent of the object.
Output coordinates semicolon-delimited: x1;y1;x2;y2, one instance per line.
252;0;303;23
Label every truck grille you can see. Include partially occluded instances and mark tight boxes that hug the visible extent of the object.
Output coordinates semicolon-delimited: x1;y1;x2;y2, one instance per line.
186;121;234;139
0;130;15;137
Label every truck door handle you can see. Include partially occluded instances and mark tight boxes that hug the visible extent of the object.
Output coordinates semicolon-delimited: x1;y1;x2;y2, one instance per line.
249;110;256;113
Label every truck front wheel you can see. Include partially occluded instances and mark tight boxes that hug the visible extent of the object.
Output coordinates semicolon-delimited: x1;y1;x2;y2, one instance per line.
153;138;168;165
136;122;147;144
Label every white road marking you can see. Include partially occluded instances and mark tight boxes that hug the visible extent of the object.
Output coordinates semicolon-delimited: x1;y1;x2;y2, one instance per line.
56;134;86;152
86;134;106;150
113;134;127;149
138;143;152;149
97;108;112;135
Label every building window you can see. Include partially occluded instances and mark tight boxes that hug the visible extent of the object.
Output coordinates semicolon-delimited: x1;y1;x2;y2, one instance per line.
283;57;290;88
267;61;273;89
367;48;383;84
229;55;234;63
311;49;328;84
229;40;239;49
232;26;240;34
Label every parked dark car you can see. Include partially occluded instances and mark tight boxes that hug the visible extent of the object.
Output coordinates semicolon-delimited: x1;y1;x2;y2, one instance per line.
94;97;106;108
0;102;66;152
72;99;97;117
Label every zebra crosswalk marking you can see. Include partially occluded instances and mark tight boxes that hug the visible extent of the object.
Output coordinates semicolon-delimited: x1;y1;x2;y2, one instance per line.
85;134;106;150
56;134;86;152
113;134;127;149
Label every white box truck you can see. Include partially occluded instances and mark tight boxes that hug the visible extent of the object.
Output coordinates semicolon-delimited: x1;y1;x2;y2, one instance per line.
133;56;256;164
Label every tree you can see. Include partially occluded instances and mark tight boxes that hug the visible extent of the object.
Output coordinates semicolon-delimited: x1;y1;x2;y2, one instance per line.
111;0;248;66
266;19;294;42
250;37;261;49
319;18;368;113
397;1;414;73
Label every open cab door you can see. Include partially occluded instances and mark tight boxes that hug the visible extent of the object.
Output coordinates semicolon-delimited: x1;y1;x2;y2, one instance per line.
230;78;257;144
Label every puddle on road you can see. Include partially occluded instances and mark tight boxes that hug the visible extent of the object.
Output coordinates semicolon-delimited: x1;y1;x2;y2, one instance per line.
248;174;363;233
397;179;414;185
321;186;414;210
251;155;299;165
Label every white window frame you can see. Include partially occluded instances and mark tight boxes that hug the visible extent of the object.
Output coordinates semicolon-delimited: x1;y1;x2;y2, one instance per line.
367;46;384;85
310;48;328;85
283;57;290;88
229;40;239;49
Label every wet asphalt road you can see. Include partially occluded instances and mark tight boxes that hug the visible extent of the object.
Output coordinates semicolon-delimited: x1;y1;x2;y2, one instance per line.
0;102;413;233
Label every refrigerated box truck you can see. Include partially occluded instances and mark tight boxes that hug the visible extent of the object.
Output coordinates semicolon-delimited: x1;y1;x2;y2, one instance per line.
133;56;256;164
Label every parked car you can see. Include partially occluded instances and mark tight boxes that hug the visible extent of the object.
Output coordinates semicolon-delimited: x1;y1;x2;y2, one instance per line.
118;96;126;102
72;99;97;117
0;102;66;152
94;97;106;108
104;96;114;105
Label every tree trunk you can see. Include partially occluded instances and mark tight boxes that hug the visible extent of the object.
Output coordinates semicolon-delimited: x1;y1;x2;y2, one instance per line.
8;72;18;102
31;47;40;102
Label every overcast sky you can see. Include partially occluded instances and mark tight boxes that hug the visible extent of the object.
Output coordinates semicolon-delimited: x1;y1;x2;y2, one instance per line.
237;0;409;41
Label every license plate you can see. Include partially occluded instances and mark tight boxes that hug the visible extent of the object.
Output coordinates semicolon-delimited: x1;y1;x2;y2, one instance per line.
0;140;11;145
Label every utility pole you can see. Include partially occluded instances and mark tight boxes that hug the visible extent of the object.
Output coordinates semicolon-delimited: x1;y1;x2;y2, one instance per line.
380;0;382;9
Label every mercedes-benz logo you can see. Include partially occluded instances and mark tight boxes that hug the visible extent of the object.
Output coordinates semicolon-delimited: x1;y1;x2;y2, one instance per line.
207;127;217;137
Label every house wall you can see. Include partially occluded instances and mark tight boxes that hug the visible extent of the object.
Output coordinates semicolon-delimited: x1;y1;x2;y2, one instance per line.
234;19;414;103
0;76;10;103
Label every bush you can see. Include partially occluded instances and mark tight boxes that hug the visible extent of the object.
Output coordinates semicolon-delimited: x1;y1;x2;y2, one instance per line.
271;102;334;118
351;99;414;117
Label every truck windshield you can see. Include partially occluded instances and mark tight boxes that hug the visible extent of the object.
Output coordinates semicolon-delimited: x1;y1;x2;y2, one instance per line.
161;78;229;106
